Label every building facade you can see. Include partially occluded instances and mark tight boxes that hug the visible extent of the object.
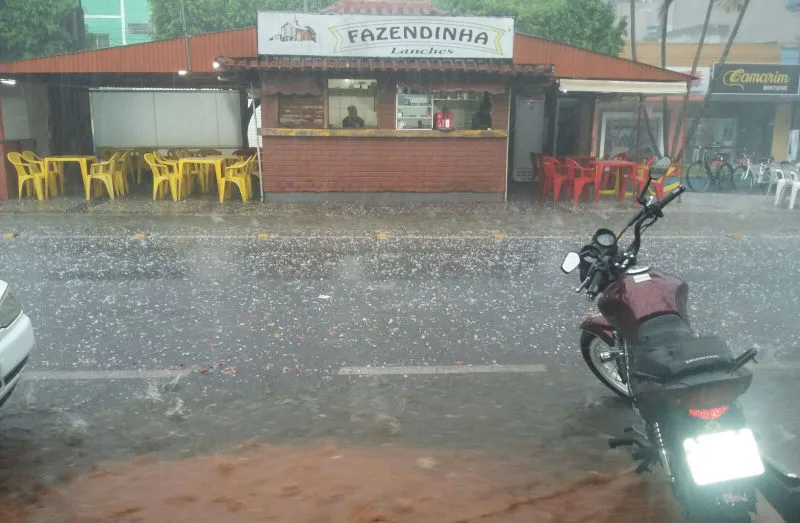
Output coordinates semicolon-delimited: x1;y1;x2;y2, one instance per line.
82;0;153;48
613;0;800;50
612;40;800;164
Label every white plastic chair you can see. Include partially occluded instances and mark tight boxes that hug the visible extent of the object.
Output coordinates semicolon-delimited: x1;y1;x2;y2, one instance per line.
766;164;784;197
774;169;800;208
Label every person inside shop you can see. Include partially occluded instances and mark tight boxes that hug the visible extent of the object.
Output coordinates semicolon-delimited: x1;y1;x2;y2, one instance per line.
342;105;366;128
471;93;492;130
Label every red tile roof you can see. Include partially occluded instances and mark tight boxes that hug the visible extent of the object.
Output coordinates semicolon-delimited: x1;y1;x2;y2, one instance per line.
323;0;447;15
0;27;689;85
215;55;551;76
0;28;256;74
514;33;691;83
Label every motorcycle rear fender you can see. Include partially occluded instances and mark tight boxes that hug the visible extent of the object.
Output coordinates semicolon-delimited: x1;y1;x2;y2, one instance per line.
580;315;615;346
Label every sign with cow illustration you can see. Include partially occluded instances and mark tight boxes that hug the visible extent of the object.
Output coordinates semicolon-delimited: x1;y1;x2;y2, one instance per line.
257;12;515;59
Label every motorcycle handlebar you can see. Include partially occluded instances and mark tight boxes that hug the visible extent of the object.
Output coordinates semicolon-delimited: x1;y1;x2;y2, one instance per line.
587;266;605;297
657;184;686;209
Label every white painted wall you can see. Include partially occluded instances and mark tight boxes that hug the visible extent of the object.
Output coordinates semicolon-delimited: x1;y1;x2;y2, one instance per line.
89;89;242;149
0;83;50;155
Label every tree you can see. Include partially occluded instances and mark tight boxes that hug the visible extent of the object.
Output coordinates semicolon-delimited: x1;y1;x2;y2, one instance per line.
668;0;714;157
149;0;335;40
658;0;674;155
150;0;627;56
434;0;627;56
0;0;82;61
675;0;751;161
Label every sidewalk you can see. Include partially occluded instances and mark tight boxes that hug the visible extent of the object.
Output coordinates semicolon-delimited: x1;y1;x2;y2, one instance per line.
0;193;794;237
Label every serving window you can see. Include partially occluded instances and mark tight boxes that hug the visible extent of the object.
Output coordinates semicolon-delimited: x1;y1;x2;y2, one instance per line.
395;88;488;131
327;79;378;129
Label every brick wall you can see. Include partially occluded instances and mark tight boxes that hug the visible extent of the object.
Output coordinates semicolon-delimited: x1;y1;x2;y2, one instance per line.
262;135;507;193
259;74;511;195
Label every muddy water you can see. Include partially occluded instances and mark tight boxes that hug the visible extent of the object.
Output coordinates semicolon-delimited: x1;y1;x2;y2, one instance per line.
0;443;780;523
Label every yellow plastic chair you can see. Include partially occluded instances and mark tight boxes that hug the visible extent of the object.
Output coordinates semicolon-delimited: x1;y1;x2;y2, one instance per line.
112;151;131;196
87;151;120;200
7;152;48;200
221;155;258;202
21;151;62;196
144;153;181;200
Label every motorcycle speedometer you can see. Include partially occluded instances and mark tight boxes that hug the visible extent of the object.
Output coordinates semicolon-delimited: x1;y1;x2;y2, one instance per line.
596;231;616;247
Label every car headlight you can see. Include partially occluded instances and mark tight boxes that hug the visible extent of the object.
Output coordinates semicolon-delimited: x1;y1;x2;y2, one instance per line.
0;288;23;328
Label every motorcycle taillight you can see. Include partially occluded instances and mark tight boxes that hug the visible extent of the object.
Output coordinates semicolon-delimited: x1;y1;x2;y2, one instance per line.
688;406;729;420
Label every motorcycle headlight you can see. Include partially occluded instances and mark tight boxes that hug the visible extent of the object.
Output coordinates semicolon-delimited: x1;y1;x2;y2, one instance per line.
0;288;23;329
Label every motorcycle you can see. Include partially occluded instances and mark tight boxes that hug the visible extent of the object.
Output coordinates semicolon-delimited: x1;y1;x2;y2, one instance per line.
561;157;765;523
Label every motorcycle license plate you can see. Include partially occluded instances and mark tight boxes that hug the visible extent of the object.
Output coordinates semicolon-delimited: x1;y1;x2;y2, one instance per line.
683;428;764;486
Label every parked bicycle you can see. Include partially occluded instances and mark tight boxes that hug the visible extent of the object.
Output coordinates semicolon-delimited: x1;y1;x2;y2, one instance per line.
685;145;734;192
730;152;774;192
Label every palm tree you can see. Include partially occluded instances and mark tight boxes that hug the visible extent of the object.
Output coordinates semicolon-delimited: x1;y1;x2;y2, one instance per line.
629;0;637;62
628;0;661;158
675;0;752;161
668;0;715;158
658;0;675;156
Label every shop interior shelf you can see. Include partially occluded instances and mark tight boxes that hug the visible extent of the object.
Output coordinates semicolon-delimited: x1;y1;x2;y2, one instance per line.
397;116;433;119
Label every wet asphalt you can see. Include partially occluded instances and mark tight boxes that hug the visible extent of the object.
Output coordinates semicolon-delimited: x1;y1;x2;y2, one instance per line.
0;194;798;500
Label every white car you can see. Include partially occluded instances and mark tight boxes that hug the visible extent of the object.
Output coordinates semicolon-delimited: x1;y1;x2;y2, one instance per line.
0;280;34;407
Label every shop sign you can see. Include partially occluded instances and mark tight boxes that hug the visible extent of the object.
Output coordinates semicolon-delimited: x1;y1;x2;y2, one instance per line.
711;63;800;95
257;13;514;59
668;66;710;95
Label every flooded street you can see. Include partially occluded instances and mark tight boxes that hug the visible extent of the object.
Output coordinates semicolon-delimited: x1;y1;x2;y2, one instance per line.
0;196;796;521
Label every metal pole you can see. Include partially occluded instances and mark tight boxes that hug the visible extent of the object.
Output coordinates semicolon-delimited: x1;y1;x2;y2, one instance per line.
179;0;191;71
303;0;309;12
120;0;127;45
250;82;264;203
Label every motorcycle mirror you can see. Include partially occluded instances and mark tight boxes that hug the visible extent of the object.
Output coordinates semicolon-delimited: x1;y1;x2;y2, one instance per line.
561;252;580;274
649;157;672;180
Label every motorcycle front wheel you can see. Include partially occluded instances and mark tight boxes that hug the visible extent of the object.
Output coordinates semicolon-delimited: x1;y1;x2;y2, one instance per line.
580;331;631;399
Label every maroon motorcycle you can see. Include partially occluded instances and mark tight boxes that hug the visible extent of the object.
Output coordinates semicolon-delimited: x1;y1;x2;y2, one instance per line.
561;158;765;522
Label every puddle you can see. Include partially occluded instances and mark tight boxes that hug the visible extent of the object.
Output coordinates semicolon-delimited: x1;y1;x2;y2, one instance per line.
0;443;781;523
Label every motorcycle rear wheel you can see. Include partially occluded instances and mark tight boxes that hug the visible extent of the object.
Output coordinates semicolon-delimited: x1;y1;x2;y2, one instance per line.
580;331;631;400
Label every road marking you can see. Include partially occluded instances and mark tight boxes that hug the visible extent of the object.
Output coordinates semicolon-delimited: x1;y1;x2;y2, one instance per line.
2;232;17;239
257;233;270;239
26;369;189;380
376;233;389;239
492;233;506;239
133;232;149;238
337;364;547;376
13;234;800;241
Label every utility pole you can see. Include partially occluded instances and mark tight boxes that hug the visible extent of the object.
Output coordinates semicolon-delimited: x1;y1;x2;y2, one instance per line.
304;0;309;12
178;0;191;71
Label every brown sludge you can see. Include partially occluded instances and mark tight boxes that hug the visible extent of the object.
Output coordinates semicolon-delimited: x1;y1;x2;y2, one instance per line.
3;444;782;523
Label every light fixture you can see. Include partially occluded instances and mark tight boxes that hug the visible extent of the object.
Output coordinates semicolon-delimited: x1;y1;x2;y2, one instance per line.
177;70;189;76
212;61;220;69
0;79;17;86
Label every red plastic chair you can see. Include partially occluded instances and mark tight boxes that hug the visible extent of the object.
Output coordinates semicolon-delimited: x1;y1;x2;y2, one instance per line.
564;158;599;203
541;156;572;201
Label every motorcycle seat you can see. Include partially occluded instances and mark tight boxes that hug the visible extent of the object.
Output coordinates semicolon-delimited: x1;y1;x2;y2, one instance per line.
631;315;736;382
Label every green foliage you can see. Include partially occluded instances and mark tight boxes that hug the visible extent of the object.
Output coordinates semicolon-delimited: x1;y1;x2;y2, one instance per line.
148;0;336;40
0;0;81;61
149;0;626;55
433;0;627;56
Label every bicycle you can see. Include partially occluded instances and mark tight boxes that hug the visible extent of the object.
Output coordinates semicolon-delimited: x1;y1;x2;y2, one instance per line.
684;145;734;192
730;152;774;193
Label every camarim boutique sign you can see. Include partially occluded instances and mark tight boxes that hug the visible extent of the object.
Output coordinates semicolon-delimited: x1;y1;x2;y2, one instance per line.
256;13;515;59
712;63;800;96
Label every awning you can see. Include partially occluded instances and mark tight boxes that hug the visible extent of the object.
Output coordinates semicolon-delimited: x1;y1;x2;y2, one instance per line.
558;79;688;95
